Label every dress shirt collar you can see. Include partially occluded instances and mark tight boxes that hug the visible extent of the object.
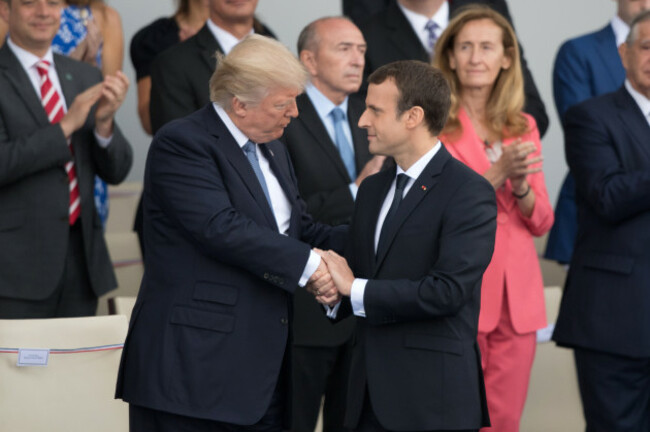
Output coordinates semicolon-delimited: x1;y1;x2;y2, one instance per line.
398;1;449;51
396;141;442;185
6;37;55;71
611;15;630;47
305;83;349;120
206;18;253;55
213;103;251;148
625;79;650;125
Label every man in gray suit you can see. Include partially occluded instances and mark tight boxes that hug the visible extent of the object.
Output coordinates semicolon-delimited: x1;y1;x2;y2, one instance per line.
0;0;132;318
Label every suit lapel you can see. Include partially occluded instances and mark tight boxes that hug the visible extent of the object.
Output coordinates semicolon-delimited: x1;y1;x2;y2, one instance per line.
296;94;352;181
195;25;223;72
373;147;450;274
260;143;296;206
53;55;85;172
348;95;370;173
615;87;650;161
0;45;49;125
594;25;625;88
385;2;429;62
202;106;278;229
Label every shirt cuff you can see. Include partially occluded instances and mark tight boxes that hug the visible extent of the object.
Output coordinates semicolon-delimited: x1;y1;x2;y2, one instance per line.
348;182;359;200
94;130;113;148
351;278;367;317
323;301;342;320
298;250;321;287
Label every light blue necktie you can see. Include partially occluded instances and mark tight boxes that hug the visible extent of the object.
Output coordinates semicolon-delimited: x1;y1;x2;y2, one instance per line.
243;141;272;206
425;20;439;55
330;107;357;181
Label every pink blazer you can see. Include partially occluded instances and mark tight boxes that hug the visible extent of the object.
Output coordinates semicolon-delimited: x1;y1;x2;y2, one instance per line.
441;109;554;334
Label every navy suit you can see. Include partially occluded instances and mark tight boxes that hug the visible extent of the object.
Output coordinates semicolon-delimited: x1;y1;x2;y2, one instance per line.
340;147;496;431
544;24;625;263
116;105;346;427
553;86;650;430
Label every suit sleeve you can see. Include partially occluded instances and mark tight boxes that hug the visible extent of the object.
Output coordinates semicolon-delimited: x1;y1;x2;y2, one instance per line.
149;51;199;134
553;40;593;120
0;120;71;187
363;176;497;325
565;104;650;223
89;123;133;184
513;119;554;235
148;127;335;292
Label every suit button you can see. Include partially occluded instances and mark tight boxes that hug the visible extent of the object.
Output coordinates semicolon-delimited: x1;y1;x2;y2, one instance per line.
264;273;270;280
278;278;285;285
280;318;288;325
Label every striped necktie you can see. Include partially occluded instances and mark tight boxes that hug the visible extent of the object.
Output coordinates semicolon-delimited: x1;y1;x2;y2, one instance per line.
35;60;81;225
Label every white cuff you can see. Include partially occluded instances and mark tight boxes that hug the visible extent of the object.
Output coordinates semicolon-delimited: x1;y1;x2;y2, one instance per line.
94;130;113;148
298;251;321;287
323;301;342;319
351;278;367;317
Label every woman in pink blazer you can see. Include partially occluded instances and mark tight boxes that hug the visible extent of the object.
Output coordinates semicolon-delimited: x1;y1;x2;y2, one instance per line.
434;6;554;432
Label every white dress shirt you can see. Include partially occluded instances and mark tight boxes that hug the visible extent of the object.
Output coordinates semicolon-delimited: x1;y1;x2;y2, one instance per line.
625;80;650;128
611;14;630;48
350;142;442;317
398;1;449;55
305;84;359;198
6;38;111;147
206;19;254;55
213;103;321;286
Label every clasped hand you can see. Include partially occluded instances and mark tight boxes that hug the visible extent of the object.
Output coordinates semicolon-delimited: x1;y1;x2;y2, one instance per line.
306;249;355;307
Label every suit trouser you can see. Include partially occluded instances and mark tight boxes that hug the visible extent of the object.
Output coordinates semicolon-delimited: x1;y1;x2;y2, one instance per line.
574;348;650;432
477;294;536;432
291;341;352;432
0;221;97;318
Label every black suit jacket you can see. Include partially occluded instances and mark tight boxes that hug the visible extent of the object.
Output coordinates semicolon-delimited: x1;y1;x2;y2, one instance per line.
0;45;132;301
116;105;346;425
340;146;496;430
359;0;550;136
149;23;275;134
280;93;370;347
553;86;650;358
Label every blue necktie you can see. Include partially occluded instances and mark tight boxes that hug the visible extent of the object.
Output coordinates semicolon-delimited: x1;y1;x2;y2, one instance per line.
243;141;272;206
425;20;439;55
330;107;357;180
377;174;410;258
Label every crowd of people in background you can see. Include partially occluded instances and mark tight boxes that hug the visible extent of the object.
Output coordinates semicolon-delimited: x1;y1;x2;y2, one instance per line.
1;0;649;431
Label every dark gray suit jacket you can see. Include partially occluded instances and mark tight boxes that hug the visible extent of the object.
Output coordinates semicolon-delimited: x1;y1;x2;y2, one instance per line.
281;93;370;347
0;44;133;301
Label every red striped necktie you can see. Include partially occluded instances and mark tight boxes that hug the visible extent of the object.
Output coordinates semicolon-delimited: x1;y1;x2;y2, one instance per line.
35;60;81;225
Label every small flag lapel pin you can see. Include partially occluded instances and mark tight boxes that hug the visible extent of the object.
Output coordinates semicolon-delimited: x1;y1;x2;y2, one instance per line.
421;185;427;191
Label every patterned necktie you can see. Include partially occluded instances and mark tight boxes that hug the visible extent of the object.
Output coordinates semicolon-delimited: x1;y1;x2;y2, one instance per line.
377;174;410;257
243;141;272;206
425;20;439;55
35;60;81;225
330;107;357;181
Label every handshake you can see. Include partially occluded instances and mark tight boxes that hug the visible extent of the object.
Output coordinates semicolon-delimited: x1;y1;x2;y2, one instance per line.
305;249;354;307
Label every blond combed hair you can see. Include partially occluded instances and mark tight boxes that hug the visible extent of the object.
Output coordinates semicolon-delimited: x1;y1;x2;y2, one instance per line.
433;5;529;140
210;34;309;108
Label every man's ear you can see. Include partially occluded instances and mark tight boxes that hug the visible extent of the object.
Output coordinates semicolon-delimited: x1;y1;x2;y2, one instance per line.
0;1;10;24
404;106;425;129
300;50;318;77
618;42;629;71
230;96;248;118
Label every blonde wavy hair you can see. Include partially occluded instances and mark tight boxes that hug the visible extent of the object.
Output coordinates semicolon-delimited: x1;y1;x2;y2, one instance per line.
433;5;529;139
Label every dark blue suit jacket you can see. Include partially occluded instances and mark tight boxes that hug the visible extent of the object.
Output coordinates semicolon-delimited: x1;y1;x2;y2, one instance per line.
116;105;346;425
341;147;496;430
553;86;650;358
544;24;625;263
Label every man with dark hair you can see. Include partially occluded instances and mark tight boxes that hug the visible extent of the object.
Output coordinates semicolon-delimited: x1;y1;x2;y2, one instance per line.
318;60;497;432
553;10;650;431
281;17;384;432
0;0;132;318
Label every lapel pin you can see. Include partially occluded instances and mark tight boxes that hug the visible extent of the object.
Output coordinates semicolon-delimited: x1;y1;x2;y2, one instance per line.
421;185;427;191
65;73;73;81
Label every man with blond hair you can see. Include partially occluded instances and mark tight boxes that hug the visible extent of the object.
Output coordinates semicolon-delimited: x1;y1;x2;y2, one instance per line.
116;35;345;432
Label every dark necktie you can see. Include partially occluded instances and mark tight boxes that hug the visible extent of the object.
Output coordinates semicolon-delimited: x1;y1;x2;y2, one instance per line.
377;174;410;257
243;141;272;205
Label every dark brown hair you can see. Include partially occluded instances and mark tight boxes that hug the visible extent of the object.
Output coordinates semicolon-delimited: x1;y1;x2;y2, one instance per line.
368;60;451;136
